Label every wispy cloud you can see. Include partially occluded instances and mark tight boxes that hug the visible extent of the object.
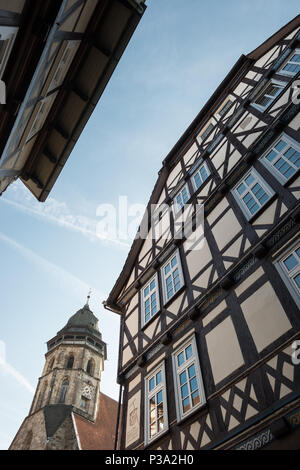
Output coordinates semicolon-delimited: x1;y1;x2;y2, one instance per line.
1;181;130;249
0;341;34;395
0;231;106;303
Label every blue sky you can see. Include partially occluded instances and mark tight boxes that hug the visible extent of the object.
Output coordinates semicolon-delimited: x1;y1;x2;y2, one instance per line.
0;0;299;450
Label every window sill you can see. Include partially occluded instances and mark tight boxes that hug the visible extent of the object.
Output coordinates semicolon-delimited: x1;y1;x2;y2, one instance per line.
176;402;208;427
163;284;186;310
144;427;170;449
246;193;277;224
141;309;162;331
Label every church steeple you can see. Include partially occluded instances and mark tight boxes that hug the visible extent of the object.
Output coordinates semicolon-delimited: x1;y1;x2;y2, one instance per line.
29;300;107;421
10;299;118;450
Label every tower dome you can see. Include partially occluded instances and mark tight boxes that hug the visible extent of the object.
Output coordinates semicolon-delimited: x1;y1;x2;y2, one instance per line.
65;304;99;331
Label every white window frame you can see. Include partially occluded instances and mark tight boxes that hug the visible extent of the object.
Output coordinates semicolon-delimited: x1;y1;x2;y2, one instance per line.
278;49;300;77
172;335;206;422
252;79;285;112
260;133;300;184
232;168;275;221
48;40;81;93
0;26;18;79
275;240;300;309
191;161;210;192
141;274;160;327
216;98;233;119
161;249;184;305
173;183;190;214
144;362;168;445
198;121;214;143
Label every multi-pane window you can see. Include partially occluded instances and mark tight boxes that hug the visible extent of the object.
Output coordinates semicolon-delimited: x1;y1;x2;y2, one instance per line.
161;250;184;304
172;336;206;421
174;184;190;213
145;363;168;444
253;81;285;111
261;134;300;184
275;242;300;309
198;122;214;142
279;50;300;77
218;99;233;118
142;275;160;326
191;162;210;191
232;169;274;220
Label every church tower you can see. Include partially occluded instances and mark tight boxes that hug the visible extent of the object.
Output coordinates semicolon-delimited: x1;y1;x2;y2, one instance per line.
10;299;119;450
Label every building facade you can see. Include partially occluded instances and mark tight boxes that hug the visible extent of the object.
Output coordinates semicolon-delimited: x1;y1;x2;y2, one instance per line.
10;301;119;450
0;0;146;200
105;16;300;450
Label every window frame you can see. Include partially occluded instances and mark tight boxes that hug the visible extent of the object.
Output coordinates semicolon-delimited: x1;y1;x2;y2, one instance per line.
172;335;206;422
191;161;211;192
252;79;285;112
173;183;190;214
232;168;275;221
275;240;300;309
141;273;160;327
278;49;300;77
144;362;168;445
260;133;300;185
161;249;185;305
0;25;19;79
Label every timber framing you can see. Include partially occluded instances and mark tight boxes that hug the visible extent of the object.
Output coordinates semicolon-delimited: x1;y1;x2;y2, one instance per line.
106;15;300;451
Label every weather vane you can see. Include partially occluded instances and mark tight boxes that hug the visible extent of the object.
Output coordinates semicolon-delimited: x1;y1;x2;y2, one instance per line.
86;289;92;306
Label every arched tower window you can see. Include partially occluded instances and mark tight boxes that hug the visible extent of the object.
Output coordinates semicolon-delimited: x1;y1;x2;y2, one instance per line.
23;430;33;450
58;379;69;403
66;355;74;369
86;359;95;375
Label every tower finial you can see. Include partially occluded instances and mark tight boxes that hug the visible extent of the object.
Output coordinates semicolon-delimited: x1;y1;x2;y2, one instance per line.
86;289;92;306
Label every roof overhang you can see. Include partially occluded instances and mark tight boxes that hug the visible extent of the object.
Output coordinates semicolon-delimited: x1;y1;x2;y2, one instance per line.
0;0;146;200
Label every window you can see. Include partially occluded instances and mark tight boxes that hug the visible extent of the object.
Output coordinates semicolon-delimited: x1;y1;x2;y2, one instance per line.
161;250;184;304
144;363;168;444
87;359;95;375
260;134;300;184
253;80;285;111
141;274;160;326
0;26;18;79
66;355;74;369
279;50;300;77
80;396;89;410
173;184;190;213
232;168;274;220
191;162;210;191
172;336;206;421
275;241;300;309
199;122;214;142
58;380;69;403
218;99;233;118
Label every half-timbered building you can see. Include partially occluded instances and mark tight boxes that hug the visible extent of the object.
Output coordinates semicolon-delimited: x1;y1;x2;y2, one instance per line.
105;15;300;450
0;0;146;201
